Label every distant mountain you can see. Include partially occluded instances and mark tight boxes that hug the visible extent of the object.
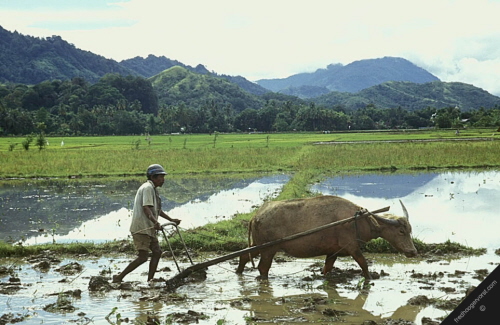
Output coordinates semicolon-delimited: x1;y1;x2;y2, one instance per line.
121;55;269;96
149;66;264;112
1;26;499;113
257;57;440;97
120;54;209;77
0;26;265;95
311;81;500;111
0;25;136;84
219;74;269;96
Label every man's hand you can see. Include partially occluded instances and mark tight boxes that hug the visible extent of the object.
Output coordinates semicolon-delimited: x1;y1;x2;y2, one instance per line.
169;218;181;226
154;222;163;230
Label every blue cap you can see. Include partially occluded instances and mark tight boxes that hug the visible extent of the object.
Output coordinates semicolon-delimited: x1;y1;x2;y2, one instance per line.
147;164;167;176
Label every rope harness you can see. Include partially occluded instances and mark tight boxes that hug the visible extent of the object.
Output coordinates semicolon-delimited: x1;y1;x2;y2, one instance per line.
323;208;382;264
354;209;363;244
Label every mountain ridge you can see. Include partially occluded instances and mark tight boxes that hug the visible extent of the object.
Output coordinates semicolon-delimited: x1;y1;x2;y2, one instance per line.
149;66;265;112
0;26;137;84
0;25;268;95
1;25;499;112
119;54;209;78
257;57;440;97
311;80;500;111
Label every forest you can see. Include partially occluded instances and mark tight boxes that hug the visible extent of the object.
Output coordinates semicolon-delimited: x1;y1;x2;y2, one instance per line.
1;73;500;137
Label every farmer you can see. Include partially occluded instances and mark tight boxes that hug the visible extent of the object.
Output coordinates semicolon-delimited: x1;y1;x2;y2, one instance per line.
112;164;181;283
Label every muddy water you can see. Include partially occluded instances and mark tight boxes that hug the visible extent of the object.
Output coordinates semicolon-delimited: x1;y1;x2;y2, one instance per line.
0;174;290;244
1;170;500;324
1;251;496;324
311;169;500;250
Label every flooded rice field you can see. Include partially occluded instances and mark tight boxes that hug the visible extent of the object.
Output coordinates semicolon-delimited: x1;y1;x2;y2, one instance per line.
1;170;499;324
0;174;290;245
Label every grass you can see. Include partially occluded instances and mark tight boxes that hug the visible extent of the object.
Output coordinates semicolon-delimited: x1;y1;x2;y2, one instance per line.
0;240;123;257
1;129;500;178
363;238;486;256
3;141;499;178
0;229;485;258
1;129;497;257
2;128;496;151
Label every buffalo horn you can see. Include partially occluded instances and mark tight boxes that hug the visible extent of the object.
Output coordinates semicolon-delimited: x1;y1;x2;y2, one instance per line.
399;200;409;220
373;215;400;226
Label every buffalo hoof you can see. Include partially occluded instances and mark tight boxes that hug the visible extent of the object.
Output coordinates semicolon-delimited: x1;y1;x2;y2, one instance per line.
405;250;418;257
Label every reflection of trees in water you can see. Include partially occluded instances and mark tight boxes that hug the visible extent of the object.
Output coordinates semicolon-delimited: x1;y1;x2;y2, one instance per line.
0;179;141;242
0;175;265;243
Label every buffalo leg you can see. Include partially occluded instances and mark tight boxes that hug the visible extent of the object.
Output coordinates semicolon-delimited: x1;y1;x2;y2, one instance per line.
236;250;260;274
351;250;371;279
257;250;276;280
236;253;250;274
323;255;338;275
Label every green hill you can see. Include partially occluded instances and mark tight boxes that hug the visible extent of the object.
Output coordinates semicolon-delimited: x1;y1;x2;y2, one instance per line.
0;26;136;84
1;25;499;114
120;54;207;78
0;26;266;96
149;66;265;112
311;81;500;111
121;55;268;96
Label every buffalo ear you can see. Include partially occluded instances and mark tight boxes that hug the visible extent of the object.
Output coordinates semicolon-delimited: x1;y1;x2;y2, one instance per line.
399;200;409;220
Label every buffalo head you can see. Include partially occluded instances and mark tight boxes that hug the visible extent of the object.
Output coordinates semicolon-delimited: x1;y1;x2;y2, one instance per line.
372;200;418;257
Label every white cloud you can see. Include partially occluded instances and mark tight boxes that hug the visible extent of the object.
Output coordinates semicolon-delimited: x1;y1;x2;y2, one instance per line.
1;0;500;95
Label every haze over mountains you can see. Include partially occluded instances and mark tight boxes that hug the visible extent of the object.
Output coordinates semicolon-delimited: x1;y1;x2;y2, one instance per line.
1;25;499;111
256;57;440;98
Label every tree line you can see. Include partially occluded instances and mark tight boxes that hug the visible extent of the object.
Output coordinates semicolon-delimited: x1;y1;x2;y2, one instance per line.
1;74;500;137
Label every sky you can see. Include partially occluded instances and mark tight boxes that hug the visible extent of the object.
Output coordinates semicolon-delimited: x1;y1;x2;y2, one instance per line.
1;0;500;95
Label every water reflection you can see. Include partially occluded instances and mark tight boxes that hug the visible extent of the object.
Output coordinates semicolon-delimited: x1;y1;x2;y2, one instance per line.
1;170;499;325
0;174;289;245
311;170;500;250
2;170;497;249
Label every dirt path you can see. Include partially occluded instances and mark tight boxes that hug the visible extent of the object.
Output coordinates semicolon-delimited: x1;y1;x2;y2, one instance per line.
314;136;499;145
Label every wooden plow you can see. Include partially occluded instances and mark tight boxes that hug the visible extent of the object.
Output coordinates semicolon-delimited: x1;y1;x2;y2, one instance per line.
161;205;390;290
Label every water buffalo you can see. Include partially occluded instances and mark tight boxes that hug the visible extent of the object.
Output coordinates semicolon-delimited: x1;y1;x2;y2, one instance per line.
236;195;417;279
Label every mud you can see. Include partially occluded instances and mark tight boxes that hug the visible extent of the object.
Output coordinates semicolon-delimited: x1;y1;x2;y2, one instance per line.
1;170;499;324
1;250;497;325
